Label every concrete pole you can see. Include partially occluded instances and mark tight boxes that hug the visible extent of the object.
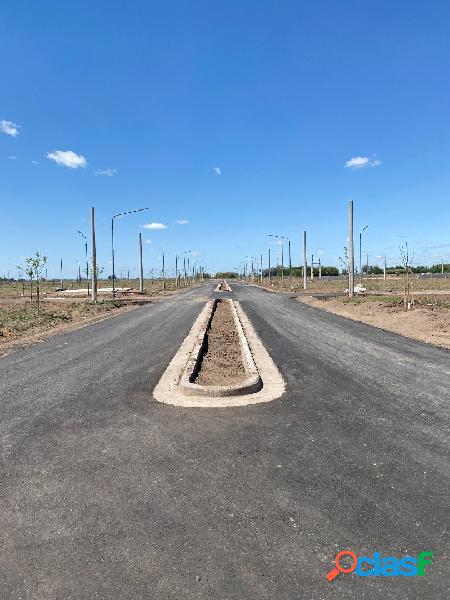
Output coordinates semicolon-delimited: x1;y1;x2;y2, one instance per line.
359;231;362;284
138;233;144;293
162;250;166;290
268;248;271;285
281;242;284;288
303;230;307;290
288;241;292;288
60;259;63;289
311;254;314;280
348;200;355;297
90;206;97;302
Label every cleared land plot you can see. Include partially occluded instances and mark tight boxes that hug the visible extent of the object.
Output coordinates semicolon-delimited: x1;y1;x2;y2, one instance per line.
251;274;450;295
0;278;206;351
298;294;450;349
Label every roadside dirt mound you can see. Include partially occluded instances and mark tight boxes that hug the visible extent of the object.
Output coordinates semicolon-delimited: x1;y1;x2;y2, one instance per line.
194;300;247;385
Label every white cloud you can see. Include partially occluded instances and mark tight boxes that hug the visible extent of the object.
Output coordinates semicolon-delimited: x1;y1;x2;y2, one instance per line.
141;222;167;230
0;120;20;137
94;167;116;177
176;219;189;224
8;155;16;160
145;239;152;244
345;156;381;169
213;166;222;175
47;150;87;169
31;160;39;165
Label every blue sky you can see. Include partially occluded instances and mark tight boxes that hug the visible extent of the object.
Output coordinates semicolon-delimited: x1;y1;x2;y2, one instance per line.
1;0;450;278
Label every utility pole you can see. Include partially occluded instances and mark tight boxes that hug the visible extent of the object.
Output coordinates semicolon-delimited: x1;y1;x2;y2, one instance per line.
138;233;144;293
311;254;314;280
359;225;368;283
175;255;178;287
162;250;166;290
288;241;292;288
348;200;355;297
60;259;63;289
90;206;97;302
281;242;284;288
268;248;271;285
303;230;307;290
366;253;369;280
384;254;387;282
319;258;322;278
260;253;263;283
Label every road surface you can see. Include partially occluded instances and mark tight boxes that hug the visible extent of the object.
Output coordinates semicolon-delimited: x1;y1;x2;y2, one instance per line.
1;283;448;599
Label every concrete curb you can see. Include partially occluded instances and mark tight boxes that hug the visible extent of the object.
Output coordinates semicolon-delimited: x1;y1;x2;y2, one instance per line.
153;300;285;407
214;280;232;292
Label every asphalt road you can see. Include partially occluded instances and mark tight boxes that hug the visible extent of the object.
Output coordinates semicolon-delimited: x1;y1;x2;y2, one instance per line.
1;282;448;599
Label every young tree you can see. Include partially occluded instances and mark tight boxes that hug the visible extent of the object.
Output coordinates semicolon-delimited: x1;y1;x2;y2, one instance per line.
399;242;414;310
25;252;47;314
16;265;25;297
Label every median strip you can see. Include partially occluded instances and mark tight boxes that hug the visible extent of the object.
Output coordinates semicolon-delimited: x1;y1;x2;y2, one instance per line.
153;299;285;407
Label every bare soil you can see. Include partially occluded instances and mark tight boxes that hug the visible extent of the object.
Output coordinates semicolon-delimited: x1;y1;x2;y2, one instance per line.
0;300;141;355
298;294;450;349
194;300;247;386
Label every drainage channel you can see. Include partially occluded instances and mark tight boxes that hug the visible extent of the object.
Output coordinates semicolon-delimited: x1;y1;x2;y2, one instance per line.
153;298;285;408
193;300;247;386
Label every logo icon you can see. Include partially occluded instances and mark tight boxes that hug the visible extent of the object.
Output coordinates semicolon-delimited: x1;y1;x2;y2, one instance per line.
326;550;433;580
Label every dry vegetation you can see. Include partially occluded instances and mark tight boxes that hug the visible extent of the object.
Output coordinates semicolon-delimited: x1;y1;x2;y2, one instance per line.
247;275;450;349
0;277;202;350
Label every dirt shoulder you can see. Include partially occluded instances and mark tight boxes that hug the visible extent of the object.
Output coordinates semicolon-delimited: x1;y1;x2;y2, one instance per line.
0;285;204;356
298;294;450;350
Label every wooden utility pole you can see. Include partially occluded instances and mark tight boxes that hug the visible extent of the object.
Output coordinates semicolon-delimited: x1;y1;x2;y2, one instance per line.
303;230;307;290
348;200;354;297
138;233;144;293
90;206;97;302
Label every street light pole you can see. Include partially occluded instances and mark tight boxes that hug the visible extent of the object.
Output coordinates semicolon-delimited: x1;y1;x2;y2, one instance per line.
348;200;355;298
359;225;368;284
78;230;89;295
111;207;148;298
138;233;144;293
269;234;288;288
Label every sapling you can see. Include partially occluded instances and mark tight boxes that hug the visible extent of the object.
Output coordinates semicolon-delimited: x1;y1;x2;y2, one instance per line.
25;252;47;314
